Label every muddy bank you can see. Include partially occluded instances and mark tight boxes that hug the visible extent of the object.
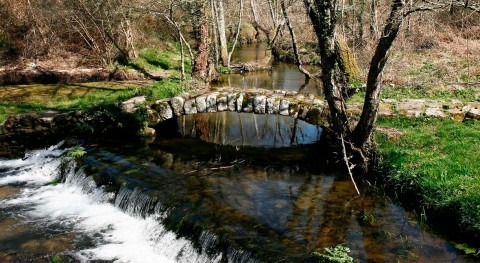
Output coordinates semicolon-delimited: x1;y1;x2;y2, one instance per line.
0;67;146;85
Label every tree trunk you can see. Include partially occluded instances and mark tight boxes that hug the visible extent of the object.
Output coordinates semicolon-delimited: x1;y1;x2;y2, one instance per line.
303;0;351;137
215;0;229;66
227;0;244;67
193;3;209;81
351;0;406;148
281;0;312;79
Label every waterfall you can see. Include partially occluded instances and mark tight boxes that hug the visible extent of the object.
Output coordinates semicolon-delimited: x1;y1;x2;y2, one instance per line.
0;143;234;263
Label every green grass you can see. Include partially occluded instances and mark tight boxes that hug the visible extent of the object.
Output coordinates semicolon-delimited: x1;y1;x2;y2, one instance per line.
375;117;480;237
129;48;192;73
350;85;480;104
0;79;187;123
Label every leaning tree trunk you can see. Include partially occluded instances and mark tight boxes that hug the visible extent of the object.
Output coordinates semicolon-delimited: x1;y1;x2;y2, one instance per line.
193;4;210;81
351;0;406;149
281;0;313;79
304;0;351;137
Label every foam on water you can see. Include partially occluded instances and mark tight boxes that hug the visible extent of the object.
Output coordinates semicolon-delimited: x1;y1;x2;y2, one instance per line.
0;144;220;263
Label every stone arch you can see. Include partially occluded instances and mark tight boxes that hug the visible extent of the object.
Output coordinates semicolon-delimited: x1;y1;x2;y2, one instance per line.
151;88;330;128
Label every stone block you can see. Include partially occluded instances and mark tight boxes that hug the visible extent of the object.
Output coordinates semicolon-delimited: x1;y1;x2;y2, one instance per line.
236;93;244;112
196;96;207;113
171;96;185;116
448;109;466;122
467;108;480;120
184;99;198;115
217;96;228;112
279;100;290;116
425;107;446;118
254;96;267;114
378;103;396;117
154;101;174;121
206;93;218;112
227;93;237;111
398;100;425;117
242;96;254;113
266;97;280;114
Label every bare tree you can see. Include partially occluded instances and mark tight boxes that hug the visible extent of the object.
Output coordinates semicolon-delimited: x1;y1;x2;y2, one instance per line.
303;0;473;170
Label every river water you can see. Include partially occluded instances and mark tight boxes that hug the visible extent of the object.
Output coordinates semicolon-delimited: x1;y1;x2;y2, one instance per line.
0;113;476;262
211;44;321;95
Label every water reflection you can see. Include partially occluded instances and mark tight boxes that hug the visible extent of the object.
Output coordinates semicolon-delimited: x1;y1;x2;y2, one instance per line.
176;112;322;148
81;142;474;263
212;45;322;95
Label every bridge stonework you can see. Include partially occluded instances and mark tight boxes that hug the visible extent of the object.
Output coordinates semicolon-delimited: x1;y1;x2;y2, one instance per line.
150;88;331;127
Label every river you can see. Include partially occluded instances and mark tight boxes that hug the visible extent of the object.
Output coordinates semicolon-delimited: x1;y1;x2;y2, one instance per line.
0;45;477;262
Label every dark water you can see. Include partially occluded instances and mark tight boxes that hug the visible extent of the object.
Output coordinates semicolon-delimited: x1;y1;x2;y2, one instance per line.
212;44;322;95
0;113;477;262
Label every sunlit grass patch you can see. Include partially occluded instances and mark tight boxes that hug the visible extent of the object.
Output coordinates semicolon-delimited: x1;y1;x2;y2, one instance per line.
375;117;480;237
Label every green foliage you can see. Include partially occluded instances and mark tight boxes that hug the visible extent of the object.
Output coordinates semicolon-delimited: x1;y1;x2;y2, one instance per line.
76;104;148;137
452;242;479;255
218;65;232;74
139;49;173;70
375;117;480;236
312;244;354;263
67;146;86;158
50;255;62;263
149;79;187;99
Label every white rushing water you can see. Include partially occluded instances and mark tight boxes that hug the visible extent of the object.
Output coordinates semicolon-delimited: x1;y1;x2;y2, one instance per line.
0;142;220;263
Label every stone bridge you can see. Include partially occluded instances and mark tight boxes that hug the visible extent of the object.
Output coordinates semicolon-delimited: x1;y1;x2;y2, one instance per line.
149;88;330;127
146;87;480;127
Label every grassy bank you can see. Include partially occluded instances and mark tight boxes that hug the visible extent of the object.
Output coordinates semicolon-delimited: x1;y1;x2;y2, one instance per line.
375;117;480;244
0;78;187;123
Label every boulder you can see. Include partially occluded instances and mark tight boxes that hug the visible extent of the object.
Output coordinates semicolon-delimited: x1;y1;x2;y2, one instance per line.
154;101;174;121
121;96;146;113
467;108;480;120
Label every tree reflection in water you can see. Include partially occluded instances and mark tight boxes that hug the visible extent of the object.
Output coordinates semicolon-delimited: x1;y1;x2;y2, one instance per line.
177;112;322;148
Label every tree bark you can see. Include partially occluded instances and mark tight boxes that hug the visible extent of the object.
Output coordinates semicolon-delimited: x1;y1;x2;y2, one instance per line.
303;0;351;137
193;3;210;81
351;0;406;148
215;0;229;66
